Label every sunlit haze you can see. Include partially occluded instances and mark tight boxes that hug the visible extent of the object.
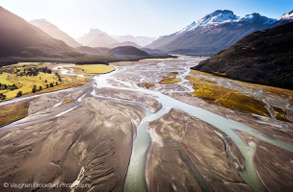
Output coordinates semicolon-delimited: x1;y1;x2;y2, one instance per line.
1;0;293;38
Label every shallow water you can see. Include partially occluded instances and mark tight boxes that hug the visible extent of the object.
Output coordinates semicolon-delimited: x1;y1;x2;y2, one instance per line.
93;57;293;192
1;56;291;192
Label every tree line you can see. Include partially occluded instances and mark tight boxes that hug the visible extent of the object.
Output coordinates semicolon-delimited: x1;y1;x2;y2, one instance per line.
0;66;52;77
0;83;18;90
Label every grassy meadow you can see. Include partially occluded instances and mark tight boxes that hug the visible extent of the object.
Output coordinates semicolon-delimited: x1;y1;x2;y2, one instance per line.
0;62;89;101
71;64;115;76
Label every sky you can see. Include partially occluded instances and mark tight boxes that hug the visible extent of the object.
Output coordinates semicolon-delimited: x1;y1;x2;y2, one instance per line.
0;0;292;38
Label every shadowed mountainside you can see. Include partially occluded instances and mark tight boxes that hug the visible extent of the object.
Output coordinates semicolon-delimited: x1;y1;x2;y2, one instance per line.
0;6;82;59
192;22;293;90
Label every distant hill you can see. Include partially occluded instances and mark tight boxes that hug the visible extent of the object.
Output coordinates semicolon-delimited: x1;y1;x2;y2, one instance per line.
30;19;81;47
0;6;82;59
108;46;150;57
192;22;293;90
76;46;151;57
75;46;110;56
77;29;118;47
147;10;293;56
141;48;166;55
107;41;141;49
114;35;156;47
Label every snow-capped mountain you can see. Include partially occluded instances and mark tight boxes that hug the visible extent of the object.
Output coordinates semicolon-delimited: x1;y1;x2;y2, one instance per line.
147;10;292;56
179;10;239;33
279;10;293;21
77;28;118;47
30;19;81;47
237;13;276;24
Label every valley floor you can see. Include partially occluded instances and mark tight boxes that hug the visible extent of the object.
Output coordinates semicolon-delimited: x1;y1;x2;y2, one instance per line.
0;56;292;192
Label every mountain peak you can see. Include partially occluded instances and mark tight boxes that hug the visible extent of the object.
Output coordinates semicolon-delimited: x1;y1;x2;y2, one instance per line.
202;9;238;23
0;6;81;57
88;28;104;35
211;9;235;15
30;19;52;26
280;10;293;20
179;10;239;32
78;28;118;47
238;13;276;24
30;18;81;47
31;18;48;22
179;10;278;33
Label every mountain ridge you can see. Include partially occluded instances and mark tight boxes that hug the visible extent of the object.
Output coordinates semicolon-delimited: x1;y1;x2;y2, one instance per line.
0;6;82;59
147;9;293;56
30;19;81;48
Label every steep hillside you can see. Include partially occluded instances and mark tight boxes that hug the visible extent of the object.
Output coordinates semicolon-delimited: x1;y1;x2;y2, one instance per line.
30;19;81;47
192;23;293;90
0;6;82;59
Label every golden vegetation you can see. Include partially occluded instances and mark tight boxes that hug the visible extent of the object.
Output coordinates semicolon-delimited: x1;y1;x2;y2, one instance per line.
71;64;115;76
186;75;270;117
0;101;30;127
159;72;181;84
62;97;74;105
37;76;89;94
272;107;291;123
191;70;293;99
190;69;218;78
189;70;293;121
0;62;89;101
144;83;155;89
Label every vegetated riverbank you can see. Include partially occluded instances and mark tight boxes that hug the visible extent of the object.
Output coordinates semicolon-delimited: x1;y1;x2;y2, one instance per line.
0;62;90;101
